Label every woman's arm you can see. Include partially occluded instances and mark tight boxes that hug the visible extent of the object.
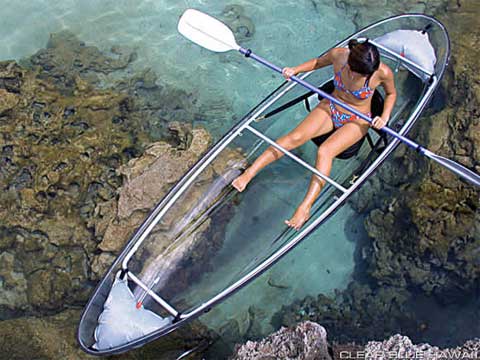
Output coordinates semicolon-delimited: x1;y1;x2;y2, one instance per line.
282;48;340;79
372;64;397;129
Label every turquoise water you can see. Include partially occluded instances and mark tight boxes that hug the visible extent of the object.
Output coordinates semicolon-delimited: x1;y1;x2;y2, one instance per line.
1;0;354;138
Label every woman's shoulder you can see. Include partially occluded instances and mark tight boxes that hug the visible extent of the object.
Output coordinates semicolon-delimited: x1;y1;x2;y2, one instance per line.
330;47;349;60
329;48;348;65
377;62;394;79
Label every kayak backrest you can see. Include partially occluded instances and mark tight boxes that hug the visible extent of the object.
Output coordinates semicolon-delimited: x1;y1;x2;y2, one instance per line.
374;29;437;82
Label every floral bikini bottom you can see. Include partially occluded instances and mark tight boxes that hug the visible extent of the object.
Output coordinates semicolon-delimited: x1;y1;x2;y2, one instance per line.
329;100;371;129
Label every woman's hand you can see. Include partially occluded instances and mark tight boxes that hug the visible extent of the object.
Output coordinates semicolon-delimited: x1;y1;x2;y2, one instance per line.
282;67;297;80
371;115;388;129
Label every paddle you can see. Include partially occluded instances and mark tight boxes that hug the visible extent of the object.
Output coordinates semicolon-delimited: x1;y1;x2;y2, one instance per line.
178;9;480;187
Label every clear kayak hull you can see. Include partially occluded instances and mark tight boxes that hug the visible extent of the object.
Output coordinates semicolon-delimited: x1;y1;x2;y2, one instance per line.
78;13;450;355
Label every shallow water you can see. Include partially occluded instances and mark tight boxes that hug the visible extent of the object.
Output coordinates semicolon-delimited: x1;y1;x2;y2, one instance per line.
1;0;477;357
1;0;354;138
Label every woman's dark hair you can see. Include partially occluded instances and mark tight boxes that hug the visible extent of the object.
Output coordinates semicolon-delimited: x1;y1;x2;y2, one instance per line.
347;39;380;76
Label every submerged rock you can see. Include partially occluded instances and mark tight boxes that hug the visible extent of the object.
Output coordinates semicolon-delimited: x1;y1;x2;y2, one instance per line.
91;121;247;301
0;57;139;313
27;30;136;95
358;0;480;302
325;0;448;28
274;283;417;345
0;29;201;317
0;29;239;359
221;5;255;42
94;125;213;254
0;309;214;360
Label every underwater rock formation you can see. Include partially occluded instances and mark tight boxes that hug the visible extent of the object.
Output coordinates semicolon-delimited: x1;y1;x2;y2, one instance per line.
0;308;214;360
0;58;128;312
358;0;480;302
0;31;203;316
274;283;418;345
326;0;448;28
90;121;246;301
221;5;255;43
27;31;136;95
93;123;214;255
0;28;225;358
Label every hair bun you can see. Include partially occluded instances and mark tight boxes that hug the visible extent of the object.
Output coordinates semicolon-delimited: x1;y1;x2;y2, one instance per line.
348;39;359;50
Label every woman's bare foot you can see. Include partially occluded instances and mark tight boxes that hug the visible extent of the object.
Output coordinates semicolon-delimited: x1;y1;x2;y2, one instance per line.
232;169;254;192
285;203;311;230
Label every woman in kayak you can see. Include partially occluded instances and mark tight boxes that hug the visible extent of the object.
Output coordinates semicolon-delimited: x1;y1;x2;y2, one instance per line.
232;39;397;230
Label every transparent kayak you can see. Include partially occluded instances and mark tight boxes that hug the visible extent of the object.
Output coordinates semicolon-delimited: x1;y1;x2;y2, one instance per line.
78;14;450;355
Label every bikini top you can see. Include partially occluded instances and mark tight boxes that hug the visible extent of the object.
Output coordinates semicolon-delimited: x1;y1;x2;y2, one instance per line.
333;63;375;100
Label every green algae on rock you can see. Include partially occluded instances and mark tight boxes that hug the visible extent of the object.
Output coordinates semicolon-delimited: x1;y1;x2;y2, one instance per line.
0;56;143;311
0;28;247;358
0;308;215;360
0;31;202;315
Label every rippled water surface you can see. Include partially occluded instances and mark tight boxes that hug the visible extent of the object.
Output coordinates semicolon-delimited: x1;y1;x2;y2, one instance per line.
1;0;354;137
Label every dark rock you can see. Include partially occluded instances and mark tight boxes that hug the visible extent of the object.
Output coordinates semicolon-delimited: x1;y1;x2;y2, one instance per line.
221;5;255;42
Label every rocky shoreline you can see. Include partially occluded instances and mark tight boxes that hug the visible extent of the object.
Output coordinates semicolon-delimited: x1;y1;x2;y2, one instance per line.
231;321;480;360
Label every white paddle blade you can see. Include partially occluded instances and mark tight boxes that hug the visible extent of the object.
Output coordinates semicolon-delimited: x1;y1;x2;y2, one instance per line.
178;9;240;53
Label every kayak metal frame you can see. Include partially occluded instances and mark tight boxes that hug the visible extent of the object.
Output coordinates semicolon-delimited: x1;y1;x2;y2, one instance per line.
119;13;442;318
78;13;450;355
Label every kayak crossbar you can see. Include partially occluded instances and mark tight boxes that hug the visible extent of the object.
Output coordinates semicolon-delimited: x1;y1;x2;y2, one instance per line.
127;271;179;318
245;125;348;193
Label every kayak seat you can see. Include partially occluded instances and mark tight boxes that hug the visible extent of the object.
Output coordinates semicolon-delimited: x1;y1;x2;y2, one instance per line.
310;80;385;159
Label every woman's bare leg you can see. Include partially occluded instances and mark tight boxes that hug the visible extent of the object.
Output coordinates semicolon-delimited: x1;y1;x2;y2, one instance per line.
232;105;333;191
285;121;369;230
